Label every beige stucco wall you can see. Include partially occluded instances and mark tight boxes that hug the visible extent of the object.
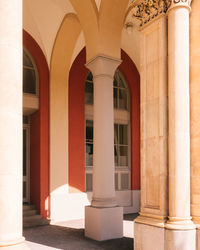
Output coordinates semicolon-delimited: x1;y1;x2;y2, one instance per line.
190;0;200;224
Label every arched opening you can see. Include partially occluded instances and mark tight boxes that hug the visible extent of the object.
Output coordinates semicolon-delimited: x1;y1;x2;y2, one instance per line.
23;30;50;219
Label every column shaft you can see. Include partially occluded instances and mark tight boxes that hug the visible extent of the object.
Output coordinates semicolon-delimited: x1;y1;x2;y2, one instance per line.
92;74;116;206
0;0;26;248
85;55;123;241
167;2;194;229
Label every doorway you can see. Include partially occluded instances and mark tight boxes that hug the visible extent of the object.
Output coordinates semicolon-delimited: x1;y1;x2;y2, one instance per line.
23;116;30;203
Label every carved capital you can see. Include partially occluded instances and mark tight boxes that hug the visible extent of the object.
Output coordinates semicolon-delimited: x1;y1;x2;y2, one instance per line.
126;0;192;28
167;0;192;12
127;0;171;27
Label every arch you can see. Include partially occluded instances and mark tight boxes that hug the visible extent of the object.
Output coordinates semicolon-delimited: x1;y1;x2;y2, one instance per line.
69;0;99;60
23;30;50;218
68;47;140;193
50;13;81;194
99;0;129;58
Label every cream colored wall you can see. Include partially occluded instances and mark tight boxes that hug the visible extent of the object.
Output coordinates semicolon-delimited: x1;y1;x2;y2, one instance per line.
23;0;76;66
121;27;140;72
190;0;200;226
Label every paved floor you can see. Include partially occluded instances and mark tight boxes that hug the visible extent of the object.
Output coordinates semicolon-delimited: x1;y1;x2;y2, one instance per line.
24;214;138;250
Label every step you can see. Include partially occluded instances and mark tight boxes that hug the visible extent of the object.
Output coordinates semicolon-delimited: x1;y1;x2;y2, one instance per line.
23;209;38;217
23;204;36;211
23;215;49;228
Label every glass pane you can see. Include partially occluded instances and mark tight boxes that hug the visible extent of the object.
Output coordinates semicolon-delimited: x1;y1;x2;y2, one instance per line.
121;173;129;190
113;76;118;87
23;50;33;67
85;81;93;104
86;120;93;142
23;129;26;176
119;146;128;166
23;181;26;198
114;124;118;144
86;173;93;191
119;89;127;110
118;74;126;88
23;68;36;94
115;173;118;190
86;143;93;166
86;72;93;81
114;145;118;166
23;116;29;124
113;88;118;108
119;124;128;145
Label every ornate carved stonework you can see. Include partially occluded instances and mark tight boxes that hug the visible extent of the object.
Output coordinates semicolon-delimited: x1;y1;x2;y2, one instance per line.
126;0;192;28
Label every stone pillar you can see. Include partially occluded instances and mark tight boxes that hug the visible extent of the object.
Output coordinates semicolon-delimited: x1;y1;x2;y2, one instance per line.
190;0;200;249
166;1;196;249
134;15;168;250
0;0;27;249
85;54;123;241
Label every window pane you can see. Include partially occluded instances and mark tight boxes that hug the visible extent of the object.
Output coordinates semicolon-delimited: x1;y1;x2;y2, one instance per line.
118;74;126;88
119;124;128;145
113;88;118;108
113;76;118;87
121;173;129;190
119;89;127;110
115;173;118;190
114;145;118;166
114;124;118;144
86;120;93;142
86;173;93;191
23;50;33;67
23;129;26;176
85;143;93;166
85;81;93;104
119;146;128;166
23;68;36;94
87;72;93;81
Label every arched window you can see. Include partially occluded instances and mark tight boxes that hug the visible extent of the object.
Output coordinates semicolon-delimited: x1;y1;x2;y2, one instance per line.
85;70;131;192
23;49;38;95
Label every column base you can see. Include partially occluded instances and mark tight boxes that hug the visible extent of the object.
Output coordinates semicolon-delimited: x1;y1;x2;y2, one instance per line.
134;221;165;250
165;229;196;250
85;205;123;241
134;221;196;250
0;241;29;249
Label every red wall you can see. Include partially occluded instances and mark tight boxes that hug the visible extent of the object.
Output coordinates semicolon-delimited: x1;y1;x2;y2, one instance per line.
119;50;140;190
68;48;140;192
23;30;50;218
69;49;88;192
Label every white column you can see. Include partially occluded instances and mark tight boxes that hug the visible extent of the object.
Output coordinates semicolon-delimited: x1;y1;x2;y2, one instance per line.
166;1;195;249
0;0;27;249
85;54;123;241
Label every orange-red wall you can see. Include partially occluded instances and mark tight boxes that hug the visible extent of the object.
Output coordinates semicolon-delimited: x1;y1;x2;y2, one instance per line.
23;30;50;218
68;48;140;192
120;50;140;190
69;49;88;192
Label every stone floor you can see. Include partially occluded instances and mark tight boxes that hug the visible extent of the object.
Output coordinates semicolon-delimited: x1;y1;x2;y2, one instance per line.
24;213;138;250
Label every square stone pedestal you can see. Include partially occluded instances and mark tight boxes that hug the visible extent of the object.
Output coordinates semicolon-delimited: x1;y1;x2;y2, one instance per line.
85;206;123;241
134;222;165;250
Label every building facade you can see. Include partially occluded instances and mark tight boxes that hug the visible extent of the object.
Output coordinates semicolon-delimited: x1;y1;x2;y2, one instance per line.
0;0;200;249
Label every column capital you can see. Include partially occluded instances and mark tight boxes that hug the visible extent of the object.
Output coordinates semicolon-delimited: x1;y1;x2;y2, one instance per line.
167;0;192;13
85;54;122;79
